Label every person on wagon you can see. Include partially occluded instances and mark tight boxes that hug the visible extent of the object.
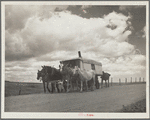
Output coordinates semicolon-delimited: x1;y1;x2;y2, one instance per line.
59;61;63;71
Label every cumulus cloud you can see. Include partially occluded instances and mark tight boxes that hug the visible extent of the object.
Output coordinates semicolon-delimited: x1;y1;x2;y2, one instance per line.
5;58;60;82
6;10;133;61
5;5;68;33
5;6;146;82
5;30;32;61
6;52;146;82
101;54;146;79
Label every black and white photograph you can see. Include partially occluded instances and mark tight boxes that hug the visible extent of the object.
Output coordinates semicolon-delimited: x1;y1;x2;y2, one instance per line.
1;1;149;119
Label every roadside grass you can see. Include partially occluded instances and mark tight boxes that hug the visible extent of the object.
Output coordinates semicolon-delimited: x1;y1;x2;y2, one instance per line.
119;98;146;112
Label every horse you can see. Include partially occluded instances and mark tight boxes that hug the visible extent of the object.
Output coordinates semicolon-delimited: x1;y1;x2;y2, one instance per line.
44;65;64;93
37;69;45;82
37;66;63;93
74;66;96;92
101;71;111;88
37;67;52;93
59;63;78;92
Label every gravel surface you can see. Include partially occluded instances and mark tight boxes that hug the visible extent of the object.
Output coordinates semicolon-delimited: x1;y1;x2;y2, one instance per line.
5;84;146;112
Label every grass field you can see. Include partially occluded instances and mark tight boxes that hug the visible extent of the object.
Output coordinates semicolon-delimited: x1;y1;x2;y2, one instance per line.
5;81;146;97
5;81;44;97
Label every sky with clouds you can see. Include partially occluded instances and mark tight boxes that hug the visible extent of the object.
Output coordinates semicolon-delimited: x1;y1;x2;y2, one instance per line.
4;4;147;83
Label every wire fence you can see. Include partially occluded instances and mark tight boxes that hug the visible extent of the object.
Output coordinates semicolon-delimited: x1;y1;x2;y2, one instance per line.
109;77;146;86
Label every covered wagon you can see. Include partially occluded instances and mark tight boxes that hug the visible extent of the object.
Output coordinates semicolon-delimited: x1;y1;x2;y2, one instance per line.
60;51;102;89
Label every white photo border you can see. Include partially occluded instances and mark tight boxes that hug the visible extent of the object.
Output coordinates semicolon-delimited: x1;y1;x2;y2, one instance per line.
1;1;149;119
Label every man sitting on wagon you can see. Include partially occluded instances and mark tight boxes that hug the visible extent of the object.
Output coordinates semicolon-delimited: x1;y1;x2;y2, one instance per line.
59;61;63;71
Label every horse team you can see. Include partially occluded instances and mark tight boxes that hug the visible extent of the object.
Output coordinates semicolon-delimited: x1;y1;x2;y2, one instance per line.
37;64;110;93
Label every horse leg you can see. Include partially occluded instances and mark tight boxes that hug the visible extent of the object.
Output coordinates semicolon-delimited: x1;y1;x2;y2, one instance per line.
58;84;60;93
52;83;55;93
63;84;65;92
108;79;109;87
59;83;62;92
51;83;53;93
63;81;67;92
70;79;72;92
85;81;88;92
67;80;69;93
65;85;67;92
101;79;103;88
91;77;95;91
105;80;107;87
76;80;79;91
47;81;51;93
57;82;60;93
95;75;97;89
80;81;83;92
64;83;67;92
56;83;59;93
96;76;100;89
77;80;80;91
72;79;75;91
73;82;75;91
54;82;57;93
61;84;64;92
93;76;95;90
43;81;46;93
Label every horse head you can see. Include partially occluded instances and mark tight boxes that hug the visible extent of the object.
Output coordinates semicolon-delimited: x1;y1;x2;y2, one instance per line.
37;69;46;81
37;70;41;80
37;66;49;80
60;63;70;72
60;63;75;81
72;66;80;77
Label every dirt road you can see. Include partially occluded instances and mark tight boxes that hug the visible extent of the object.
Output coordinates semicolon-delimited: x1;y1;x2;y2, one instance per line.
5;84;146;112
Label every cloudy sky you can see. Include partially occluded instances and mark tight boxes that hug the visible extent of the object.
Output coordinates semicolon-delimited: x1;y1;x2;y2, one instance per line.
4;3;147;83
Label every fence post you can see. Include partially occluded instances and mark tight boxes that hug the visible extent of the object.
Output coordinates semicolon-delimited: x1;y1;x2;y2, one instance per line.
111;78;113;86
19;83;21;95
131;77;132;83
139;77;141;82
119;78;121;85
125;78;127;84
